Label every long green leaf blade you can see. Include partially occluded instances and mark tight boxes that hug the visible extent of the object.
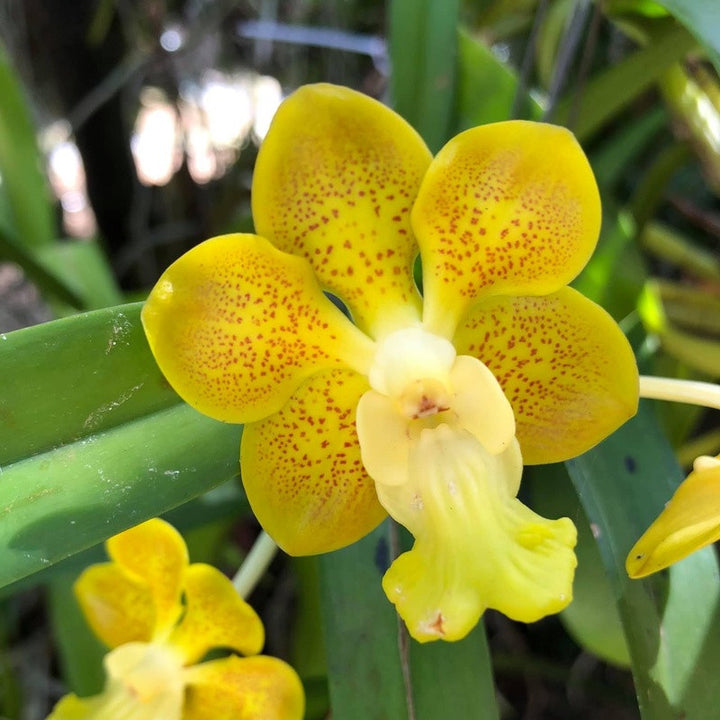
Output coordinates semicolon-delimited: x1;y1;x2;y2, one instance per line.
0;304;241;587
319;523;499;719
567;403;720;720
653;0;720;74
388;0;460;151
0;41;55;249
554;20;696;141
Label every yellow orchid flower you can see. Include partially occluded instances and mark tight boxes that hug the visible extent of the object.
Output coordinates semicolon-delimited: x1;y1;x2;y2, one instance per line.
47;519;304;720
142;83;639;642
627;454;720;578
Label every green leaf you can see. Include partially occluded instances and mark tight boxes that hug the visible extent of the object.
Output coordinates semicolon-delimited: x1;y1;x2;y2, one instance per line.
0;304;241;588
528;464;630;667
554;20;696;141
388;0;460;151
652;0;720;74
455;29;541;129
0;226;85;309
572;207;646;320
319;522;498;720
39;240;125;311
48;572;106;696
566;403;720;720
0;41;55;249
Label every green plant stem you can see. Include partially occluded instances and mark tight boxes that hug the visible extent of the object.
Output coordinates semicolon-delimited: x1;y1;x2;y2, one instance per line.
232;531;278;599
389;520;417;720
640;375;720;410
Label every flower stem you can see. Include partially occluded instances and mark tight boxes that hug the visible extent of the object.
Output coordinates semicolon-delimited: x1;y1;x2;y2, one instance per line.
389;519;417;720
639;375;720;410
232;531;278;599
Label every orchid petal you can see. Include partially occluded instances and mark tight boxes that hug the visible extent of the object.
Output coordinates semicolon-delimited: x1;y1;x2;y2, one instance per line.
47;694;97;720
453;287;638;464
105;519;188;639
142;233;375;423
377;426;576;642
48;643;185;720
627;459;720;578
253;84;432;338
413;121;601;338
75;564;156;648
357;356;516;487
241;368;386;555
184;655;304;720
168;564;264;664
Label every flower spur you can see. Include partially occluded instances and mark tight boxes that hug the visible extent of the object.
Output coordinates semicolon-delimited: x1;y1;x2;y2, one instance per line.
142;83;639;642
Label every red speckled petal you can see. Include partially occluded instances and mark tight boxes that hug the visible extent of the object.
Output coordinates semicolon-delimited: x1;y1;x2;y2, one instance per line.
168;564;264;664
413;121;601;338
241;368;386;555
142;233;375;424
106;519;188;639
184;655;304;720
253;84;432;338
453;287;638;464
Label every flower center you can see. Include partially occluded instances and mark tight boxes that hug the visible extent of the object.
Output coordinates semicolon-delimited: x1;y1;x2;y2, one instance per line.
94;642;185;719
368;326;456;401
398;378;452;420
360;325;517;479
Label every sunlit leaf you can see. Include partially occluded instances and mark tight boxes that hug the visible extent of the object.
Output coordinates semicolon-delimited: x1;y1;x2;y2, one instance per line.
0;303;241;588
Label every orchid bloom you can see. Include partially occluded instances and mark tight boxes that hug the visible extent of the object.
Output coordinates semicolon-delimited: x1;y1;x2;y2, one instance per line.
48;519;304;720
627;454;720;578
142;84;638;642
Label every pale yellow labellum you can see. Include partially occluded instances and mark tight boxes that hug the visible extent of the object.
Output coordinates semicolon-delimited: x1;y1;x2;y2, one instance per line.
356;325;577;641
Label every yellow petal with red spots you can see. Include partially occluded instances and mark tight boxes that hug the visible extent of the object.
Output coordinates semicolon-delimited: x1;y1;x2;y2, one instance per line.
75;563;155;648
241;368;386;555
627;457;720;578
413;121;601;338
184;655;304;720
106;519;188;639
453;287;638;464
252;84;432;338
142;233;375;423
168;564;264;664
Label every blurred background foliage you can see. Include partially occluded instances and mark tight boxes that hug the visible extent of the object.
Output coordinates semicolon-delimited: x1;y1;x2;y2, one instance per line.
2;0;720;718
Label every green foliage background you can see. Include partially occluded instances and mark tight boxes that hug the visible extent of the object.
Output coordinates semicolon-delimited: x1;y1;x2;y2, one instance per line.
2;1;720;718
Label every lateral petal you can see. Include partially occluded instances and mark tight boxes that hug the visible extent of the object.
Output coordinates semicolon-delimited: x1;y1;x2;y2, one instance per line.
75;563;156;648
183;655;304;720
253;84;432;338
453;287;638;464
241;368;386;555
142;233;375;423
168;564;265;664
413;121;601;338
106;519;188;639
